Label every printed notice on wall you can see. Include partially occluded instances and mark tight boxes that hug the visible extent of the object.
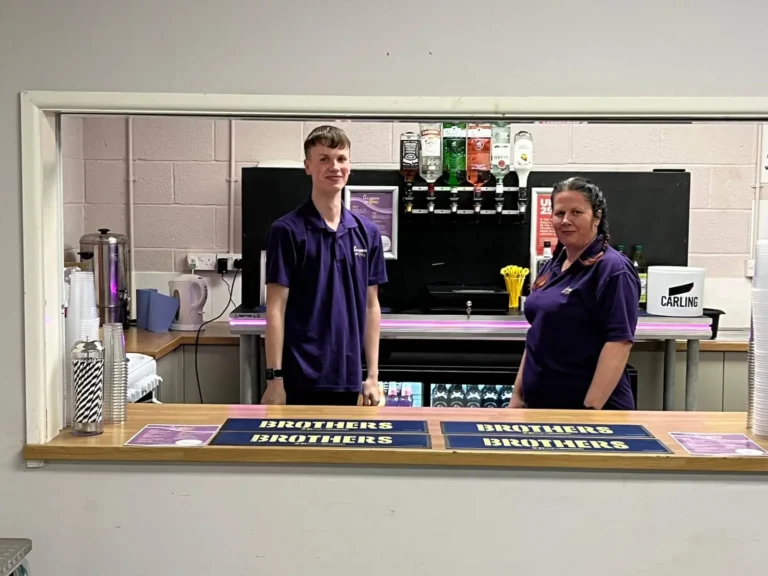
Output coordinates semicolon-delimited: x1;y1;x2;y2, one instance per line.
535;190;557;257
345;185;399;259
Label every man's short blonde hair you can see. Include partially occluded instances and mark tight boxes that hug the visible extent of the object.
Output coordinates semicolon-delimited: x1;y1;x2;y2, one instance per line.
304;125;351;158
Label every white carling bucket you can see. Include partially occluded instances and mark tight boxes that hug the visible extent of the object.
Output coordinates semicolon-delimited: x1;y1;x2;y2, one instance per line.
646;266;705;317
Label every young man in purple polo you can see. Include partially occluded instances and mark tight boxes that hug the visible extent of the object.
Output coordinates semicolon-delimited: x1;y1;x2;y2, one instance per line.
261;126;388;406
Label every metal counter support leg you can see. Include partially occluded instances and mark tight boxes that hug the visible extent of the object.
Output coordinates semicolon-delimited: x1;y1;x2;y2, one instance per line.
663;339;676;411
685;339;700;411
239;334;258;404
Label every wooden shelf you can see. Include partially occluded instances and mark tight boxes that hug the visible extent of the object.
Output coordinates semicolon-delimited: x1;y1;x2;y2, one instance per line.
125;324;749;360
125;323;238;358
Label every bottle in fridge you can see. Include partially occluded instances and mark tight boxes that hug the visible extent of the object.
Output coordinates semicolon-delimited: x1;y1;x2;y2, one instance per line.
498;385;513;408
630;245;648;308
448;384;467;408
481;385;500;408
465;384;482;408
387;382;401;406
431;384;449;408
401;383;414;407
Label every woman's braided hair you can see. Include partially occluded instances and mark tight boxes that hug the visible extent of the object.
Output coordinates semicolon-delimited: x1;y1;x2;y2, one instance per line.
532;177;610;291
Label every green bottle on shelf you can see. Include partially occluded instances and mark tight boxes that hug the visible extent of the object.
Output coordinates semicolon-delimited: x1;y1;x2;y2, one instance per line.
631;245;648;308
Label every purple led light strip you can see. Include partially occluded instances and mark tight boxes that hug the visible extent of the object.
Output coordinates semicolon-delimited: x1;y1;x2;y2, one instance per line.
229;318;710;331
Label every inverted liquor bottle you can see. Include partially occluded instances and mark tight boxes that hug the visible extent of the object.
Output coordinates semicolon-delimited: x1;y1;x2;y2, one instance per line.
491;123;512;213
419;123;443;214
399;131;420;214
467;123;492;215
443;123;467;213
513;131;534;215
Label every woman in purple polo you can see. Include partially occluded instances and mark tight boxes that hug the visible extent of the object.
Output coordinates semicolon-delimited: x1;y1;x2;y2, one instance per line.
510;177;641;410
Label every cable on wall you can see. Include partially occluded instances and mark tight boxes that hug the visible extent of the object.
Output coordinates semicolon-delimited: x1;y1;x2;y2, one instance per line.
127;116;137;320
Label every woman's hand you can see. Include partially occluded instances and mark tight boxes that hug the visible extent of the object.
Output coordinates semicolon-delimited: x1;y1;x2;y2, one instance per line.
508;395;525;409
508;389;525;409
508;350;527;408
584;341;632;409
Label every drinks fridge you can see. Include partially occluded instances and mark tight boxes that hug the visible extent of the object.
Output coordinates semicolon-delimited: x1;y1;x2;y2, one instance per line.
380;381;422;407
429;384;516;409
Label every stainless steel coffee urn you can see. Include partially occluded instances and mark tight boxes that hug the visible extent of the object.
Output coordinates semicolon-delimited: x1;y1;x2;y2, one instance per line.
79;228;130;327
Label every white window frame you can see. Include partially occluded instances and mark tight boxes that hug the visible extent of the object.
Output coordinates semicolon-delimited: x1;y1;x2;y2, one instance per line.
21;91;768;445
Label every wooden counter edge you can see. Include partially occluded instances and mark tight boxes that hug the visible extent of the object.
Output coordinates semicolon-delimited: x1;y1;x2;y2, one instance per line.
130;333;748;359
22;443;768;473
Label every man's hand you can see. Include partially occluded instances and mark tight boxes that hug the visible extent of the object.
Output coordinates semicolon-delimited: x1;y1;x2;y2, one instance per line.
361;377;380;406
261;381;287;405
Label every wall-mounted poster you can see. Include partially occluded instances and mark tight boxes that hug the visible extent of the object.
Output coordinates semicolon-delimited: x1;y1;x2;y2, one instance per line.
344;185;399;260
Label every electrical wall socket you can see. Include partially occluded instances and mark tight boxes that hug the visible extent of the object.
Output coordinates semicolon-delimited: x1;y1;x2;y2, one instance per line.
746;258;755;278
188;253;217;271
216;253;242;272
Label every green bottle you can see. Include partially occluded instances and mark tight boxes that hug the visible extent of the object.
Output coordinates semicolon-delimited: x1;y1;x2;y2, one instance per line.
631;245;648;307
442;123;466;190
616;244;626;255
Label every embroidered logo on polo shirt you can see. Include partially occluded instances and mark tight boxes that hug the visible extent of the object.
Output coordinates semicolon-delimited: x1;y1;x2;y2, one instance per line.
561;287;573;295
353;245;367;258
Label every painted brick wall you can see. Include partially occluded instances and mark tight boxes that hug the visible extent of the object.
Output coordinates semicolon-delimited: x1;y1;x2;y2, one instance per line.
65;116;757;276
62;116;757;326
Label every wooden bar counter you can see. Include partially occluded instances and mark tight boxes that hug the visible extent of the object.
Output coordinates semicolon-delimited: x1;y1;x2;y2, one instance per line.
24;404;768;473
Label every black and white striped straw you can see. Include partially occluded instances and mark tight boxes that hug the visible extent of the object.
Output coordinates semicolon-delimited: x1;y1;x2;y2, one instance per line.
73;357;103;434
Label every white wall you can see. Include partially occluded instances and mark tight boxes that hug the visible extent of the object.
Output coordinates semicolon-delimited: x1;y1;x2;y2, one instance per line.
3;1;768;573
3;465;768;575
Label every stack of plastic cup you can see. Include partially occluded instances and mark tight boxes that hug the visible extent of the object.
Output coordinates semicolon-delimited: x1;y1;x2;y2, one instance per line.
102;323;128;424
749;240;768;437
64;271;100;427
748;316;754;430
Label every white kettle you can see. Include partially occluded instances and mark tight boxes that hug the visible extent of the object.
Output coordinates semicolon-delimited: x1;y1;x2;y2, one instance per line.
169;274;208;331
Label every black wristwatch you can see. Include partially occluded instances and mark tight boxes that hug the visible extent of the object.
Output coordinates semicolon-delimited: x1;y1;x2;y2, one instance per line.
265;368;283;381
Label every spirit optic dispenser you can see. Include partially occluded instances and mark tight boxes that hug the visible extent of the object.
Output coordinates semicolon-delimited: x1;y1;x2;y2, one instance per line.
467;123;492;216
419;123;443;214
491;123;512;214
513;130;534;215
443;123;467;214
399;131;420;214
405;122;526;220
